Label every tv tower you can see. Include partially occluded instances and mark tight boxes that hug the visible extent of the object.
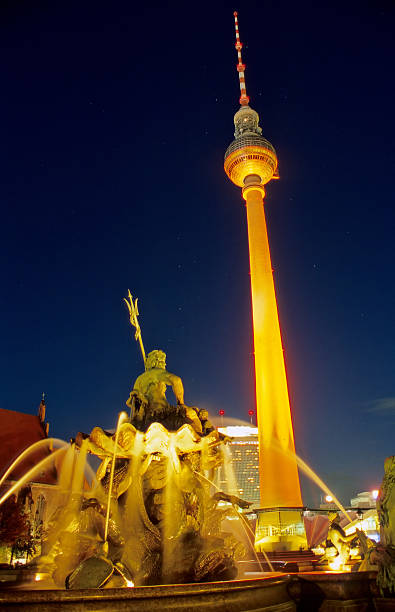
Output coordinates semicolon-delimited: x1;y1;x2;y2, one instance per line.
224;12;306;550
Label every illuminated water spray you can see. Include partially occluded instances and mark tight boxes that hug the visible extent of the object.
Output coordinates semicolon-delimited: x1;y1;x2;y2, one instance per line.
224;13;304;549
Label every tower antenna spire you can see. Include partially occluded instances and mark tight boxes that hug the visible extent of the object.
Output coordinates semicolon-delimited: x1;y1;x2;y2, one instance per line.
233;11;250;106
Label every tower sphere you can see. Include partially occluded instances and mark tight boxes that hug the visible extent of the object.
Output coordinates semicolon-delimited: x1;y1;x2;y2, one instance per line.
224;105;278;188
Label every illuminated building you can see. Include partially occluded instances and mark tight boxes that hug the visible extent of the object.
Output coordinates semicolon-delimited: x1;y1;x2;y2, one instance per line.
224;13;306;550
343;509;380;543
0;398;58;563
0;399;54;484
350;491;378;509
218;426;260;505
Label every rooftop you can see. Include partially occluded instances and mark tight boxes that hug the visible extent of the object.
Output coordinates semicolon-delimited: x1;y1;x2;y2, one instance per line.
0;404;57;485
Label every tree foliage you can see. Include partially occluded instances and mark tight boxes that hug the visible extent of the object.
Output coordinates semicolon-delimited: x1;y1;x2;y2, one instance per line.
0;495;29;546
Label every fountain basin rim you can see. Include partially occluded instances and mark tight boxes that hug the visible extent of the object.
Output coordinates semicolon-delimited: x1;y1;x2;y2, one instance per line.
296;570;377;601
0;574;295;611
0;573;289;595
0;572;381;611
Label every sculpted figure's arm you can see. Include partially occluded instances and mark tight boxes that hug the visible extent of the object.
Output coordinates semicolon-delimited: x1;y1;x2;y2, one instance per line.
132;374;145;395
126;374;149;420
165;372;185;405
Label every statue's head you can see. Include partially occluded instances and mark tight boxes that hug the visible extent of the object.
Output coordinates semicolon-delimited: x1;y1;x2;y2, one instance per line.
145;350;166;371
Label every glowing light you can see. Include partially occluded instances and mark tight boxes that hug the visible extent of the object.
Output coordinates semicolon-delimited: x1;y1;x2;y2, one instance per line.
126;579;134;587
218;426;258;437
329;558;343;571
325;495;333;503
372;489;379;500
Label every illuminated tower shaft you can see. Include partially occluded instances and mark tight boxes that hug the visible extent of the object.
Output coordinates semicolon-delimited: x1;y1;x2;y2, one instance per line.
244;184;302;508
225;12;303;510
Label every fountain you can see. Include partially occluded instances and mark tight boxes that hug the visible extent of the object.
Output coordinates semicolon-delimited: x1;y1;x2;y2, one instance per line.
0;293;297;610
36;402;248;588
0;294;393;610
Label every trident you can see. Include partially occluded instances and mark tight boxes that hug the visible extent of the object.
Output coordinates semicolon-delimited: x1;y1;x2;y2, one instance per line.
124;290;146;365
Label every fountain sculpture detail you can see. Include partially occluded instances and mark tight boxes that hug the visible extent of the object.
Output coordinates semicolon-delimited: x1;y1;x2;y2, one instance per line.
366;455;395;595
34;294;249;589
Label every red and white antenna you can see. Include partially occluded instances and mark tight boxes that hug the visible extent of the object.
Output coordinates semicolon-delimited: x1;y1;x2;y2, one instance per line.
233;11;250;106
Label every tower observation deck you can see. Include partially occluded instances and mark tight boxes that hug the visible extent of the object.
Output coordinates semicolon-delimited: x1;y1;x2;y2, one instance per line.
224;12;306;551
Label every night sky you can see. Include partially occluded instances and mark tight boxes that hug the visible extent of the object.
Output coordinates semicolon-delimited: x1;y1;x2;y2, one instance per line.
1;0;394;507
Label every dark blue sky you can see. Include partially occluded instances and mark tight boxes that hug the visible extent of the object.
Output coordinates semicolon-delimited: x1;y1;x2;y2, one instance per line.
1;0;394;506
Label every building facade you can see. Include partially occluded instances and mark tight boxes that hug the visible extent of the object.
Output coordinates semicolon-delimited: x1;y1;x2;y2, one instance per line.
0;400;58;563
218;426;260;506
